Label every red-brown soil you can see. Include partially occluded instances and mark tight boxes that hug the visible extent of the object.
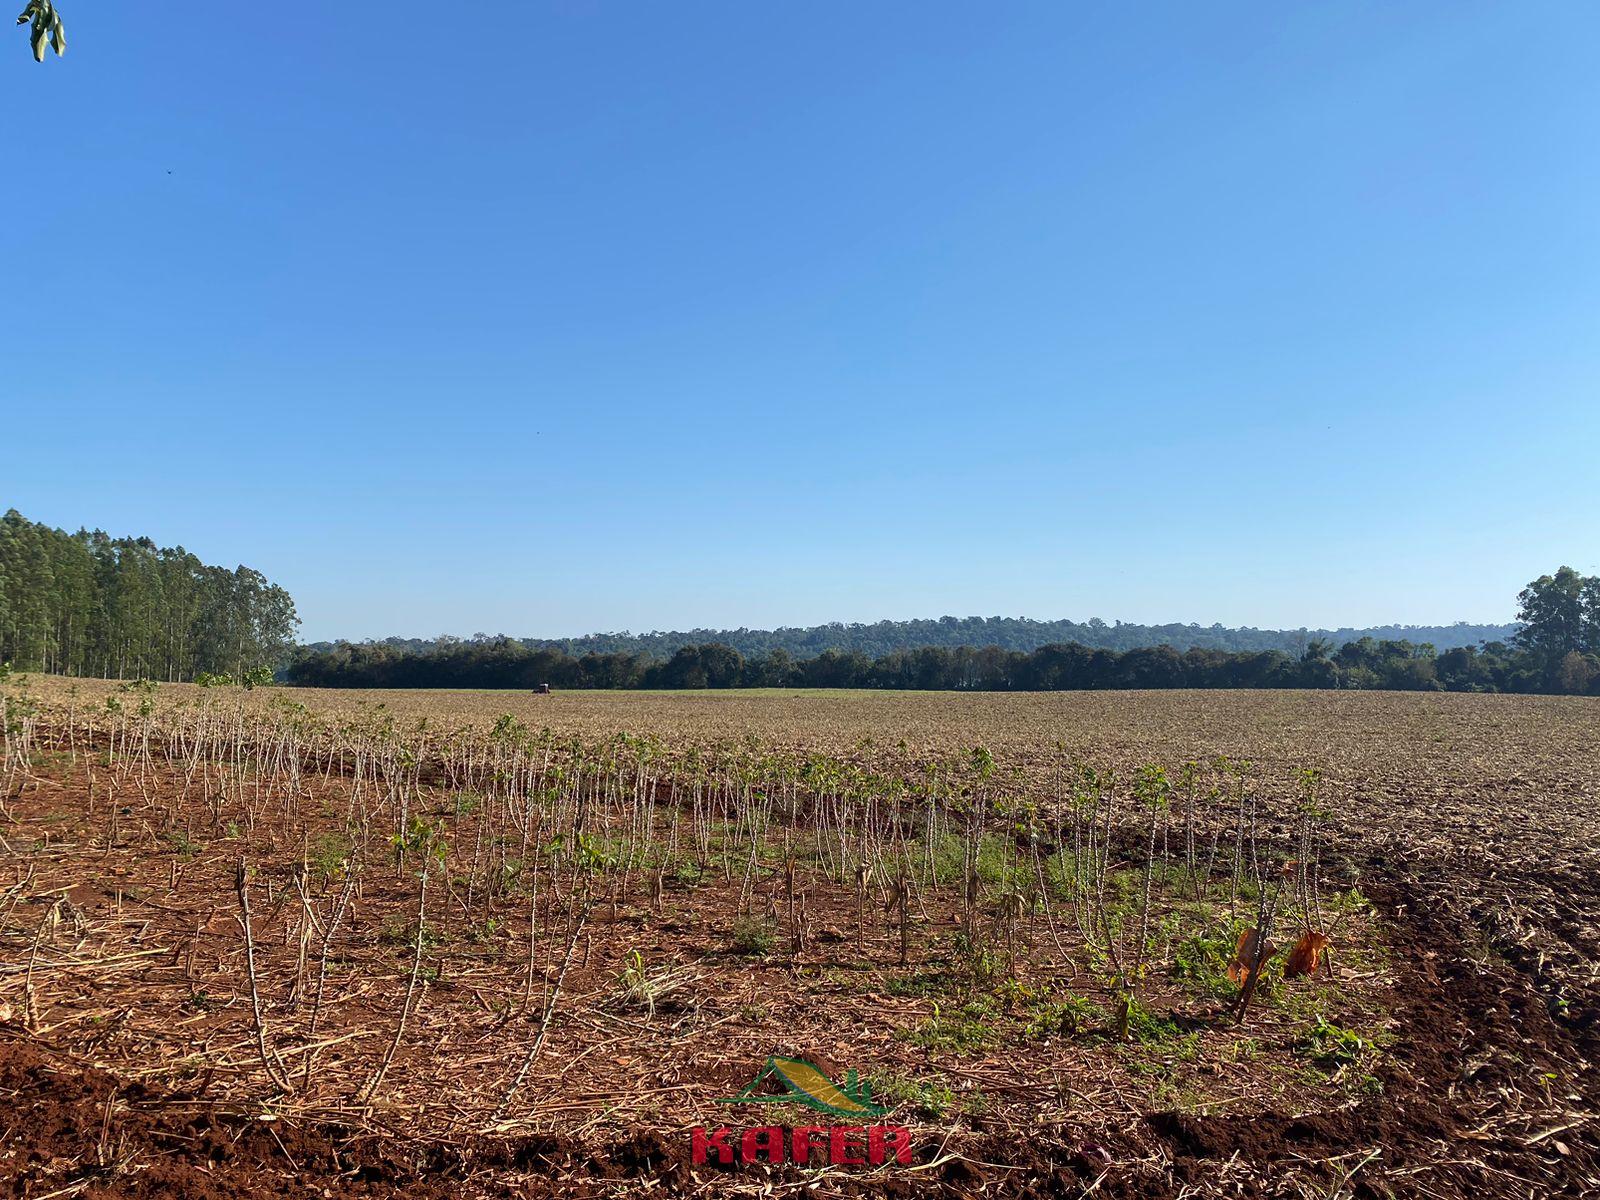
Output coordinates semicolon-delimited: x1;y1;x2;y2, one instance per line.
3;688;1598;1199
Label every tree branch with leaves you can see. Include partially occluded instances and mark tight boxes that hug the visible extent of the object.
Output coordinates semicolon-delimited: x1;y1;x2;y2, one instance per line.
16;1;64;62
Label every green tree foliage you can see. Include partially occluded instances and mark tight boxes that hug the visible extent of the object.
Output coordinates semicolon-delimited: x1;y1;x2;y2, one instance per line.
284;633;1529;694
0;510;299;680
303;616;1516;664
286;568;1597;697
1514;566;1600;692
1516;567;1597;658
1;512;1586;698
1556;651;1599;696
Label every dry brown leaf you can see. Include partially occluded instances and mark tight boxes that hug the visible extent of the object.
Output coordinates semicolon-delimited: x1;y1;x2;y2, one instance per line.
1227;927;1277;987
1283;930;1330;978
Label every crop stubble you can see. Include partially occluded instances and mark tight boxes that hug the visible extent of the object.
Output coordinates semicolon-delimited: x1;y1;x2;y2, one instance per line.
1;680;1596;1199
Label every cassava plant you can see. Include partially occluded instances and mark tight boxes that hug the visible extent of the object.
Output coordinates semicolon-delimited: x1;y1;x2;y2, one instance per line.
365;817;448;1102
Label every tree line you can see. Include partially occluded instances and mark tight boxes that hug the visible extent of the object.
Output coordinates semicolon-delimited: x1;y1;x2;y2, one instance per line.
286;567;1600;695
301;615;1516;662
280;636;1536;693
5;504;1593;697
0;509;299;682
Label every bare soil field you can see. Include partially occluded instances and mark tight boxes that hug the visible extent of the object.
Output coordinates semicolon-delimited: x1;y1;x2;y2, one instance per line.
1;681;1597;1199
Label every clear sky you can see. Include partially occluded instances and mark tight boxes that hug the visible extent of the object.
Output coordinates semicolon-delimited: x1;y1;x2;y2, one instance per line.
4;3;1596;643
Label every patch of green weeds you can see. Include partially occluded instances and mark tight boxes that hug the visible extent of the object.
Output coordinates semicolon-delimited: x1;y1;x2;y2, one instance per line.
930;833;1028;891
897;998;999;1054
380;917;445;949
673;859;706;887
951;930;1004;988
886;969;957;998
1125;997;1186;1045
872;1073;956;1119
308;831;351;881
1300;1013;1370;1069
1172;924;1244;999
1023;991;1107;1040
730;914;776;956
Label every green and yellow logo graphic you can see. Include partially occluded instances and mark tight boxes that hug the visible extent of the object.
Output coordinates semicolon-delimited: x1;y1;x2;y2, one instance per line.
718;1055;888;1118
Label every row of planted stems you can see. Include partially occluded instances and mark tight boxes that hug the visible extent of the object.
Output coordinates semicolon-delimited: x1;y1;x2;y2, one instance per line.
1;680;1334;1119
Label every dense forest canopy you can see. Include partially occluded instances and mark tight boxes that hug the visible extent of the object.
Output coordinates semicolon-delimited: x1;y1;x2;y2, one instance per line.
286;569;1600;695
303;615;1517;662
0;510;298;681
5;507;1596;695
284;631;1585;695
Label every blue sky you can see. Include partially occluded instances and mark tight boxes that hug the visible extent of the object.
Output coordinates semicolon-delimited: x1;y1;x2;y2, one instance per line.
4;3;1596;643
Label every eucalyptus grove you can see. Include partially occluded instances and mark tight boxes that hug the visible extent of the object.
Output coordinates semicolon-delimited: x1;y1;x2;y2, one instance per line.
0;510;299;681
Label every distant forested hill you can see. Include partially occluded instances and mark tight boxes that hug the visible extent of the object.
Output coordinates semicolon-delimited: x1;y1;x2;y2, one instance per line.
303;616;1516;660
